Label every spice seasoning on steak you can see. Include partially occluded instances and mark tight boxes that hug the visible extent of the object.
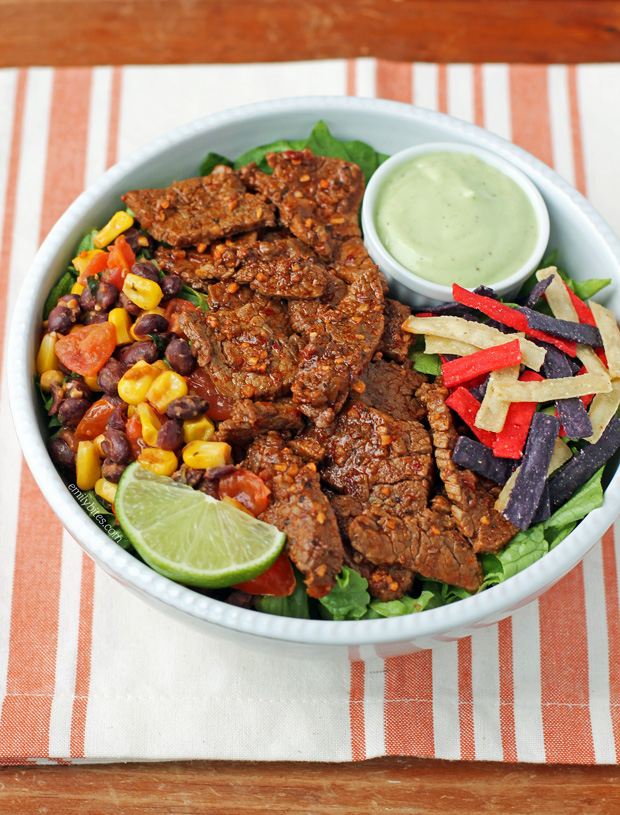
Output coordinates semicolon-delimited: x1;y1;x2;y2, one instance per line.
353;357;427;423
215;398;305;447
377;298;413;363
122;166;276;248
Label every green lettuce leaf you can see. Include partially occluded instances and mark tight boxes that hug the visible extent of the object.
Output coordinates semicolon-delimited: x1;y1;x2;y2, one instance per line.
411;351;442;376
480;525;548;589
545;468;604;530
76;228;99;255
199;152;234;177
178;284;209;311
318;566;371;620
42;270;76;319
255;570;310;619
362;591;438;619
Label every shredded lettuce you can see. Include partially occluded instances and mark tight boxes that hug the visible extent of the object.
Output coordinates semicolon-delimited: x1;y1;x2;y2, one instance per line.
76;228;99;255
178;283;209;311
42;270;76;319
255;570;310;619
318;567;371;620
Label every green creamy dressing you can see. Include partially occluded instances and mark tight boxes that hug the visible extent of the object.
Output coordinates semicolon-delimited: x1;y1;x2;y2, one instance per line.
375;151;539;287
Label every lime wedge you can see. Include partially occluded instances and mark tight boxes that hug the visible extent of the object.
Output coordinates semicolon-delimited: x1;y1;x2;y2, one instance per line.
115;462;286;588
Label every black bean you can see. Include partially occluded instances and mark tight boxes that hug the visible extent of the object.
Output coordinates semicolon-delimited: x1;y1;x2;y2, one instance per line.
204;464;237;481
64;377;91;401
119;291;142;317
106;404;127;431
95;281;119;311
58;397;90;427
160;275;183;302
101;458;127;483
57;360;72;375
48;382;64;415
172;464;203;488
83;311;108;325
132;313;168;339
103;393;123;407
49;437;76;469
122;227;142;254
102;428;132;464
47;306;73;335
79;286;97;311
156;420;183;451
116;340;159;365
131;261;159;282
97;358;127;395
57;293;81;320
165;395;209;421
165;338;195;375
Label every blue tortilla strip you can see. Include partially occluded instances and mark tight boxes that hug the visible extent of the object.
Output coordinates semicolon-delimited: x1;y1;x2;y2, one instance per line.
469;375;490;402
519;306;603;347
549;415;620;512
542;345;593;438
503;412;561;530
413;302;476;318
453;436;516;485
531;483;551;525
485;318;519;335
522;276;553;309
473;285;500;300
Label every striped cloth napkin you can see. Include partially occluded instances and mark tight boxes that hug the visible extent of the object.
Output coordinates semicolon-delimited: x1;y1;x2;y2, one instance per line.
1;59;620;766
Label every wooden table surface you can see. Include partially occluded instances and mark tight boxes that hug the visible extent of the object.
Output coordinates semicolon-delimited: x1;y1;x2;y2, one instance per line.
3;1;620;812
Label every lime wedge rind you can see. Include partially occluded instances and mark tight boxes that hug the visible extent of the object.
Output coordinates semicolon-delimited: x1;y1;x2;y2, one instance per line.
115;463;286;588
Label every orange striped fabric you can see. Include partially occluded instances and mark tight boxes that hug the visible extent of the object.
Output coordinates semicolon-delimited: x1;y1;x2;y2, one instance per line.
1;60;620;764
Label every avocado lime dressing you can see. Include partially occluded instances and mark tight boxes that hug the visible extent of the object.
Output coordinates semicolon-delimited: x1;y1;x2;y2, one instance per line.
374;151;539;288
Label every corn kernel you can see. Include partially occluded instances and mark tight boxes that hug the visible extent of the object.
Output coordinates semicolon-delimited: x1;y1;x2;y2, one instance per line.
143;306;166;317
36;333;59;374
221;495;254;516
127;404;136;418
39;369;64;392
71;281;85;295
72;248;104;274
117;360;160;405
122;273;163;311
76;440;101;490
108;307;133;345
93;433;107;456
94;477;117;504
152;360;168;371
136;401;162;446
182;440;232;470
183;415;215;443
94;211;134;249
84;374;102;392
146;370;188;413
138;447;178;477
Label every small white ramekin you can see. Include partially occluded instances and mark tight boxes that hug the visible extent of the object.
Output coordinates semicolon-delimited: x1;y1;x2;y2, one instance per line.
361;141;551;307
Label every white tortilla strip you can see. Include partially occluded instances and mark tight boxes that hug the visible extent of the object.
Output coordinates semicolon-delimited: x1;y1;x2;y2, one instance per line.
424;336;479;357
590;301;620;378
403;316;545;370
575;343;610;378
494;437;571;512
585;378;620;443
495;468;518;512
474;365;520;432
494;372;611;403
536;267;580;322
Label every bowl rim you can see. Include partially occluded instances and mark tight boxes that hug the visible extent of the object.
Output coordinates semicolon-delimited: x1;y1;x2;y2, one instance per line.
361;140;551;302
8;93;620;648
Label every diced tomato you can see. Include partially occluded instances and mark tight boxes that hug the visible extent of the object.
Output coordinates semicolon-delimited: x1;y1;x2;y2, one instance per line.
75;398;117;440
233;553;295;597
125;413;147;460
104;234;135;289
187;367;234;420
218;468;271;516
55;322;117;377
77;251;108;286
164;298;197;338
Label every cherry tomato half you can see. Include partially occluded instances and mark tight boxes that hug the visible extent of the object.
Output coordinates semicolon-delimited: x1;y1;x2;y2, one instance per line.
104;234;135;289
55;321;116;377
187;368;233;421
77;251;108;286
75;398;117;439
233;553;295;597
125;413;147;460
218;468;271;516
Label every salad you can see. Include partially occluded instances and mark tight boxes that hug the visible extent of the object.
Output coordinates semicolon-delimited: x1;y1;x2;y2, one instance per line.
36;122;620;621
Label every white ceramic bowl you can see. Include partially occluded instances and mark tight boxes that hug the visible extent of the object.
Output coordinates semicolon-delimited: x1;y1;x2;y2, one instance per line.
361;141;551;306
8;96;620;660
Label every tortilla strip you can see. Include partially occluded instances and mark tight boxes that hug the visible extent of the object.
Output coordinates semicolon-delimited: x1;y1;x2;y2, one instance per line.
494;372;611;403
495;468;518;512
586;379;620;443
576;343;611;378
536;267;580;322
403;316;545;370
424;336;479;357
495;437;572;512
590;301;620;378
474;365;520;432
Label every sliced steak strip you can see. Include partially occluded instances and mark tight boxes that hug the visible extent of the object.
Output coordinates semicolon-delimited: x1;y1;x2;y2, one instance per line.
353;357;426;423
287;271;348;336
238;150;364;260
179;297;303;401
215;398;305;447
377;298;413;363
291;240;385;427
243;433;344;598
417;380;517;554
156;236;328;300
206;281;255;311
348;496;483;593
122;166;276;248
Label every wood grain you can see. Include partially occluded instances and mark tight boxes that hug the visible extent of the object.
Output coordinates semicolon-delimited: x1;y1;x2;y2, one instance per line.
1;0;620;67
1;757;619;814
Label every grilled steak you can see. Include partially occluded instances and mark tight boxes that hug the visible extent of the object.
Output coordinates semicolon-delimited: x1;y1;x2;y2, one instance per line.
377;298;413;363
215;398;305;447
353;357;426;423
